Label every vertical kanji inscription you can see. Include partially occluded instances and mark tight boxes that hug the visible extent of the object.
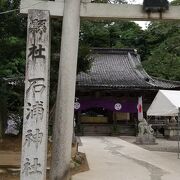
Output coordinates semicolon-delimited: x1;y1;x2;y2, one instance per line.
20;9;50;180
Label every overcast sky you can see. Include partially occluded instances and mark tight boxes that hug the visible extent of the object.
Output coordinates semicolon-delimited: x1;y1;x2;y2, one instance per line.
129;0;173;4
128;0;143;4
128;0;173;29
128;0;148;29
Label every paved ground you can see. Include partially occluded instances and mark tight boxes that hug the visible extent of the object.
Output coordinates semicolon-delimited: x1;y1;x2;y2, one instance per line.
120;136;179;152
72;136;180;180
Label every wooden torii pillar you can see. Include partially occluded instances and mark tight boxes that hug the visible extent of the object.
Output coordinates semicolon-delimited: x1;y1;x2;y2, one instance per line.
20;0;180;180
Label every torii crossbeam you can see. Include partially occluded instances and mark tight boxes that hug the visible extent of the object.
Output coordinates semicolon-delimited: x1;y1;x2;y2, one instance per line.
21;0;180;20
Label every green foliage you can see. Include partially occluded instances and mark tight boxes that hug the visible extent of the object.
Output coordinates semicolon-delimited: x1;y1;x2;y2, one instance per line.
0;1;92;123
0;0;26;77
0;0;26;124
142;16;180;81
80;20;143;49
77;45;93;74
0;0;28;136
171;0;180;5
143;35;180;80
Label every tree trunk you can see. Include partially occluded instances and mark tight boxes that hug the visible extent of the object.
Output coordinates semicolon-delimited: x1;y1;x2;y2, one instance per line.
0;93;7;141
0;116;3;142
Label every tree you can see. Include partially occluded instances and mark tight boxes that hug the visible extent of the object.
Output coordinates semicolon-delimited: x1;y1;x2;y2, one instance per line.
171;0;180;5
0;0;26;77
143;35;180;80
0;0;93;136
142;0;180;81
0;78;7;141
0;0;26;138
80;20;143;49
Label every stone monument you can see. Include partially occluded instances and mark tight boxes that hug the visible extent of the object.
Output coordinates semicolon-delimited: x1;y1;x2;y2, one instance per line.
20;9;50;180
136;118;156;145
165;116;180;140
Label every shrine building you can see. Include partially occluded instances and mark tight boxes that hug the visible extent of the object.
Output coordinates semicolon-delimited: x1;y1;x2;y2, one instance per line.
74;48;180;136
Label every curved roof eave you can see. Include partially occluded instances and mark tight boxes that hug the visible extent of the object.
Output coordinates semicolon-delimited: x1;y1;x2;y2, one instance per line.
76;48;180;90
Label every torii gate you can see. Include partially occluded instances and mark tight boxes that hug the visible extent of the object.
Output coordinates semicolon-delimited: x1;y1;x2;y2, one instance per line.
20;0;180;180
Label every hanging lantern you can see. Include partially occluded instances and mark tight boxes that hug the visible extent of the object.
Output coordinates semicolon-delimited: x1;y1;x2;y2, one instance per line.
143;0;169;12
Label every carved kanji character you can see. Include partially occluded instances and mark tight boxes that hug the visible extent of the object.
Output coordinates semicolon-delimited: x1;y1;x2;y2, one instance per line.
32;101;44;122
24;129;43;149
28;44;45;60
22;158;31;176
26;101;44;122
26;78;45;97
30;158;42;175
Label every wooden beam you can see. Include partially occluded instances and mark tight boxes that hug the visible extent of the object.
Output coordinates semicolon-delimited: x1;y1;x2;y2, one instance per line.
20;1;180;20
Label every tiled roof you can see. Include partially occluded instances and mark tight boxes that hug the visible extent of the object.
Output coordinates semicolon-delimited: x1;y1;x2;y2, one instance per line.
76;48;180;90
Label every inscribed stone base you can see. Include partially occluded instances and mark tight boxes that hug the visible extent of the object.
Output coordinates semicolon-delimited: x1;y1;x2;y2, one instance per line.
135;134;156;145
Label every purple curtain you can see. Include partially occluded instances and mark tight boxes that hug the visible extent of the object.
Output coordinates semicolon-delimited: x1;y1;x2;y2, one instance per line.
74;98;138;113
